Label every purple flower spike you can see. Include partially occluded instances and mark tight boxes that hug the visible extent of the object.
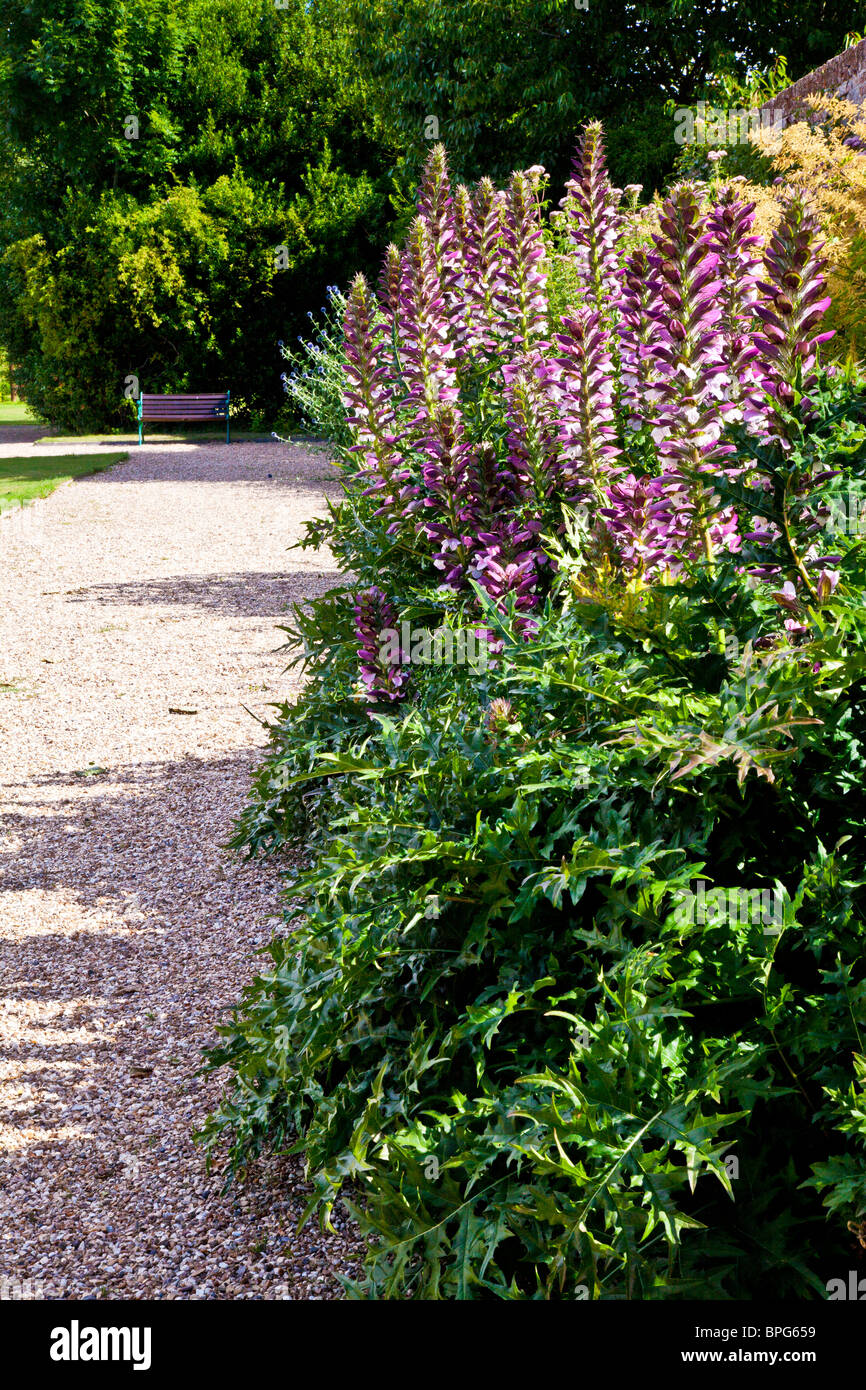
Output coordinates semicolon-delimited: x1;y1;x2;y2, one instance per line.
378;243;402;324
415;402;485;589
616;246;665;430
418;403;477;515
560;120;623;316
706;186;764;421
397;218;459;429
353;587;409;703
417;144;456;280
471;177;511;350
502;360;558;506
500;170;549;351
601;472;690;578
548;309;621;506
753;191;834;439
469;518;547;637
450;184;484;357
342;273;400;503
646;183;734;564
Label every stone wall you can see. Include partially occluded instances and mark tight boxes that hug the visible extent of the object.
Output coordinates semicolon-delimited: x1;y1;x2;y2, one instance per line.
761;37;866;126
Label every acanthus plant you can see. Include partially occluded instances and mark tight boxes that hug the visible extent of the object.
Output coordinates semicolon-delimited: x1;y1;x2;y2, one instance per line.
755;193;834;423
705;184;764;422
617;244;665;430
353;587;410;703
339;124;838;702
560;119;622;318
644;181;741;572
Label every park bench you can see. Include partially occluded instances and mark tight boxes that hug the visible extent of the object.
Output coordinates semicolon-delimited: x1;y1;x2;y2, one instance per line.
137;391;230;445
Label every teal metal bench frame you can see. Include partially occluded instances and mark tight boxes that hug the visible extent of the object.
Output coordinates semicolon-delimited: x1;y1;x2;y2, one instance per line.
137;391;231;446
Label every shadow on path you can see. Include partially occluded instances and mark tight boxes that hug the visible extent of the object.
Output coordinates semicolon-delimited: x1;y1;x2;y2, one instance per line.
0;425;42;446
0;749;361;1299
62;569;342;617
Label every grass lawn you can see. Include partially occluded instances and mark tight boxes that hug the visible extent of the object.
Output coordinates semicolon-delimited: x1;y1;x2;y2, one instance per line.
0;401;36;424
0;453;128;514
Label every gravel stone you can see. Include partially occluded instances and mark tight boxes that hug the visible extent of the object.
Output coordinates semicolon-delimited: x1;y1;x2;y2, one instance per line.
0;439;363;1299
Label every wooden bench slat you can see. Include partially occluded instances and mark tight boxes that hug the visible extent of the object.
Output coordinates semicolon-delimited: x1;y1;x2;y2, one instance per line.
138;391;231;443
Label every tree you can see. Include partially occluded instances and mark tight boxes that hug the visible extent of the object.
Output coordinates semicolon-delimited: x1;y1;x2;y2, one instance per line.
0;0;400;428
349;0;866;193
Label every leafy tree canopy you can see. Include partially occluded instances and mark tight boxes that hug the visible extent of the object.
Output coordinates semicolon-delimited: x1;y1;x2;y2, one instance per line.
0;0;399;427
350;0;866;192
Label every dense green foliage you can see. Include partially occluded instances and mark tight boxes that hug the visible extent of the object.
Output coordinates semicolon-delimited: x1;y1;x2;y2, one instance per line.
0;0;397;430
279;287;353;447
201;130;866;1294
205;371;866;1299
350;0;866;192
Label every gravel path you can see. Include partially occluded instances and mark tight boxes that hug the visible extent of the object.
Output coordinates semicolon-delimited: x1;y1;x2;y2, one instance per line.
0;438;361;1299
